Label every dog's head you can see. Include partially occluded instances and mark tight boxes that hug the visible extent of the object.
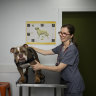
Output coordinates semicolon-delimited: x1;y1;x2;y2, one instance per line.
10;44;36;65
35;27;39;30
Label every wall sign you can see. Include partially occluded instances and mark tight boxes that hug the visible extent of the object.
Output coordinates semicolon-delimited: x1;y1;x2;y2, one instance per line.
26;21;56;44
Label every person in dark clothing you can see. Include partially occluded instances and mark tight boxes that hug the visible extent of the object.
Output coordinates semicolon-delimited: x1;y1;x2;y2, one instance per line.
31;24;85;96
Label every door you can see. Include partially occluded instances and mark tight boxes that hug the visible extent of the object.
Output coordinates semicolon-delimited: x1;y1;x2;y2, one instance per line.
62;12;96;96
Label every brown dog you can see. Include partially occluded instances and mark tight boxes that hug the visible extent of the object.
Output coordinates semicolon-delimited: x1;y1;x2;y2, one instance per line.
10;44;45;83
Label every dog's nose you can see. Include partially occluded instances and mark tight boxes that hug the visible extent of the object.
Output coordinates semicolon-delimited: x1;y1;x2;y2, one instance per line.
19;54;23;58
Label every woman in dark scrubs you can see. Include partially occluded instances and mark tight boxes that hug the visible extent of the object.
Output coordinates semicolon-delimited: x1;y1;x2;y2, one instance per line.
32;24;85;96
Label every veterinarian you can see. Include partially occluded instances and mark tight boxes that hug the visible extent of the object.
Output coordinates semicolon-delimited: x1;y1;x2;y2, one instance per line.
31;24;85;96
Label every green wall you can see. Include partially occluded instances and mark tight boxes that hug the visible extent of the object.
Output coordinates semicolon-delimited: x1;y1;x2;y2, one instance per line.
62;12;96;96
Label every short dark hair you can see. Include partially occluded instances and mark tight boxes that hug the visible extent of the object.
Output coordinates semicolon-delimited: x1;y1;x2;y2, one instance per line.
61;24;78;47
61;24;75;35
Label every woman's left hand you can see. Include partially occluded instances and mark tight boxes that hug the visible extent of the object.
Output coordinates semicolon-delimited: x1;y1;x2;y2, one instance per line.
31;60;42;71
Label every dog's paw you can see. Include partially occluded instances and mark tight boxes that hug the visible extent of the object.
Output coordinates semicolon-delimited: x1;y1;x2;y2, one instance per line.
35;76;40;83
19;76;26;83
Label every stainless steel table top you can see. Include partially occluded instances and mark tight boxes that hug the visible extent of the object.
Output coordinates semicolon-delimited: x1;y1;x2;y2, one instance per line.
16;84;67;88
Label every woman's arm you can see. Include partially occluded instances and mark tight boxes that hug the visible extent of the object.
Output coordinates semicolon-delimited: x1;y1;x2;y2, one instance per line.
31;60;67;72
32;46;54;55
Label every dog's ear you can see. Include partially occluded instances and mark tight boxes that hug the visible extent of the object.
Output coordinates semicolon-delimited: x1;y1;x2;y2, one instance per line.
23;44;28;48
10;47;16;53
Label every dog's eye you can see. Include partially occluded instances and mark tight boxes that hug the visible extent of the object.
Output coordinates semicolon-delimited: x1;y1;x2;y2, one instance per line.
15;52;19;55
21;50;26;53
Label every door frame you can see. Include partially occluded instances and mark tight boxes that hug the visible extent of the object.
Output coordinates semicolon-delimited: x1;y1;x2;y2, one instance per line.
58;8;96;30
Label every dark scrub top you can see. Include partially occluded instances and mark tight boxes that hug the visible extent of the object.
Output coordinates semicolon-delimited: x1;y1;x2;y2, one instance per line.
52;42;85;93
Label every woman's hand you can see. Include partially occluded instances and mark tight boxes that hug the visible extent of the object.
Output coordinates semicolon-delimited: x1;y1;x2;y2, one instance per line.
31;60;42;71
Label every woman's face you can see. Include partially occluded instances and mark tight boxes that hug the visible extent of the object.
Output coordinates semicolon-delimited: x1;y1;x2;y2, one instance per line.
59;27;73;43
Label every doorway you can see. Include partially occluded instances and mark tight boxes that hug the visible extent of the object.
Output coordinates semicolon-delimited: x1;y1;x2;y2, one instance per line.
62;12;96;96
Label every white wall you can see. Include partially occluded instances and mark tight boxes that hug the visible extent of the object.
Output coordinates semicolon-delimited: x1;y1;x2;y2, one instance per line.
0;0;96;96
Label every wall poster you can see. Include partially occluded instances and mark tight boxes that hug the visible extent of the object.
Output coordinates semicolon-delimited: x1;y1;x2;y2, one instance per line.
26;21;56;44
